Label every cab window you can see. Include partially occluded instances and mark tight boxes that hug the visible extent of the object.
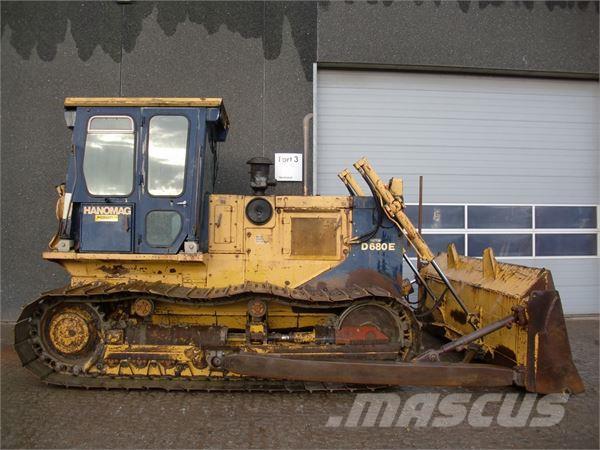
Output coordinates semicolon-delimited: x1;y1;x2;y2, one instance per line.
147;115;189;196
146;211;183;247
83;116;135;196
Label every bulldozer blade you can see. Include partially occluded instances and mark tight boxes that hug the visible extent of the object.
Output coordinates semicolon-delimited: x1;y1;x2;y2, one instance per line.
420;248;584;394
222;353;516;388
525;290;584;394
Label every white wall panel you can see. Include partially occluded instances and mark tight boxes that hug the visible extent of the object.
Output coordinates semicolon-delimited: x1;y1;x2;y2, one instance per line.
316;70;599;204
317;70;599;313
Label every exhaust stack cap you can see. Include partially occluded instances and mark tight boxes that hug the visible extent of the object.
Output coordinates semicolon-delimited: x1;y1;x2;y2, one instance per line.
247;157;276;195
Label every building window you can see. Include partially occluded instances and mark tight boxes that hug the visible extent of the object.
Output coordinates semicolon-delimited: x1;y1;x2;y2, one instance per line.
404;204;598;258
468;234;532;257
535;206;597;229
536;234;598;257
468;206;532;229
407;234;465;256
423;234;466;255
405;205;464;229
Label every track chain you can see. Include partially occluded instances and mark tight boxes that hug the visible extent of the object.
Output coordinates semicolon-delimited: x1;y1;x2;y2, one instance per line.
14;281;416;392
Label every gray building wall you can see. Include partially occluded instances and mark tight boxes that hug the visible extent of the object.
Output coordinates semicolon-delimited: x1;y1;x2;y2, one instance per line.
1;1;598;320
318;1;598;75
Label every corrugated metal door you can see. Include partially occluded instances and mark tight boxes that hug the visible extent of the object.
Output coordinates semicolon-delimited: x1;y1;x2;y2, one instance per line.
315;69;599;314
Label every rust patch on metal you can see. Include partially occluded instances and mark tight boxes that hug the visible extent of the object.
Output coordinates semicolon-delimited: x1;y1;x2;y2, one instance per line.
244;342;402;360
132;298;154;317
105;329;124;345
291;218;337;256
223;353;515;388
98;264;129;276
493;344;517;366
106;351;174;361
525;290;584;394
126;324;227;347
345;268;401;296
450;309;467;325
335;325;389;344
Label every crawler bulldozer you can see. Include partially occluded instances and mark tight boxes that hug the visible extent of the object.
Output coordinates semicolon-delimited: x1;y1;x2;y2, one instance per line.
14;97;583;393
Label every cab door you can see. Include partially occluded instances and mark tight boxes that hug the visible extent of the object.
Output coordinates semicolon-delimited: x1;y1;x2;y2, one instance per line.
75;108;141;253
135;108;200;254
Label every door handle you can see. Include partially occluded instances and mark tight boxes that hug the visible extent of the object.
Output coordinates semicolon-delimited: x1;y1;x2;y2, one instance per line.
174;200;187;206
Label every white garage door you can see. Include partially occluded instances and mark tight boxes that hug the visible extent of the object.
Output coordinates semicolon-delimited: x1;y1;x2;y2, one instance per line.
315;69;599;314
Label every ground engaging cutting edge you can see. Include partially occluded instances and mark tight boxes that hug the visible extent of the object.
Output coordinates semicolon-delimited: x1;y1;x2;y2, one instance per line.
14;98;583;393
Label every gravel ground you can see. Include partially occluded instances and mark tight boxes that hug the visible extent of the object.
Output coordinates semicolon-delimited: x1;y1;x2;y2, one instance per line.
1;319;598;449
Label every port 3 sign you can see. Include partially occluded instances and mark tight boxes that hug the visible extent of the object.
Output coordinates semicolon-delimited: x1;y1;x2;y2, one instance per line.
275;153;302;181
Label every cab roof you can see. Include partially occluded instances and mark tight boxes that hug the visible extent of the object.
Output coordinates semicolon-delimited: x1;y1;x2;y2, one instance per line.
64;97;229;128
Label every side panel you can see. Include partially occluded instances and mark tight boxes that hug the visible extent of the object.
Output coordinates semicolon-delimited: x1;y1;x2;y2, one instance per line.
299;196;407;296
57;195;405;296
208;195;245;254
205;194;405;294
79;204;133;252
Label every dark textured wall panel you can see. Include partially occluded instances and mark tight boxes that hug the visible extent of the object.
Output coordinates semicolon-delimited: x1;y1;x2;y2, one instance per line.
1;2;122;321
119;2;266;196
317;1;599;75
263;1;317;195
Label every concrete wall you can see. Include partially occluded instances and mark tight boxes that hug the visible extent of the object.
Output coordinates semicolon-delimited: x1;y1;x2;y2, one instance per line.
318;1;598;75
2;1;597;320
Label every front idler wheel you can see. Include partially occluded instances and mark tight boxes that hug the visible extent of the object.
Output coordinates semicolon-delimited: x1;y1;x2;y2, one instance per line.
38;302;103;372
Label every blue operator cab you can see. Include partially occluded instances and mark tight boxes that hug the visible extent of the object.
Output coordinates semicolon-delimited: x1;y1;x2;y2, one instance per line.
57;97;228;254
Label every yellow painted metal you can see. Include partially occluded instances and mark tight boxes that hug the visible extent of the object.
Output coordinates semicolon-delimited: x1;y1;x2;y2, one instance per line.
47;307;92;355
49;259;207;286
43;252;204;262
249;323;265;334
388;178;404;201
150;300;334;330
421;248;552;366
208;195;245;254
97;344;215;378
338;169;366;196
64;97;230;128
44;194;353;293
290;330;317;343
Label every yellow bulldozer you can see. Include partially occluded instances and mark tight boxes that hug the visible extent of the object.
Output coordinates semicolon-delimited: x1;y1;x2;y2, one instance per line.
14;98;583;393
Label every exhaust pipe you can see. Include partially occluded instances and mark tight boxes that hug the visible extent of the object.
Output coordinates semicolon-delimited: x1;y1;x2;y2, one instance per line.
303;113;313;196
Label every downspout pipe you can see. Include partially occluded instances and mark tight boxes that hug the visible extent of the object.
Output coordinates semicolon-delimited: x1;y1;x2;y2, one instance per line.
303;113;313;196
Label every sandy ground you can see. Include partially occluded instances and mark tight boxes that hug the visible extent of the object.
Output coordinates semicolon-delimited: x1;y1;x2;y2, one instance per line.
1;319;598;449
